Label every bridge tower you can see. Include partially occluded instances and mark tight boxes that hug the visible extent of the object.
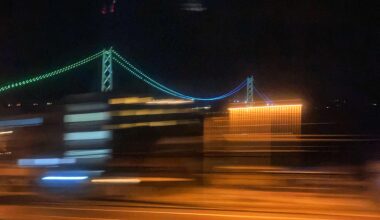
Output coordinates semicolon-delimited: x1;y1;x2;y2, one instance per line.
101;47;113;92
246;75;254;103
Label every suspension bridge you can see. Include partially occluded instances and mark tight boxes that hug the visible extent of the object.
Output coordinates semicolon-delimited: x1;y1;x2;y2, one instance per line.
0;48;270;103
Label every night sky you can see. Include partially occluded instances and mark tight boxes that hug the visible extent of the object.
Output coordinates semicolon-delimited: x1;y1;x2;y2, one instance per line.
0;0;378;104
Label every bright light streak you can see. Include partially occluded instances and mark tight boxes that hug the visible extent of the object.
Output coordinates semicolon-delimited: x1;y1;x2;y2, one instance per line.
64;112;110;123
104;119;199;130
0;130;13;135
64;149;111;157
91;178;141;184
64;131;112;141
145;99;193;105
0;117;43;127
64;154;109;159
139;177;194;182
111;108;193;117
18;158;76;166
91;177;193;184
192;106;211;110
0;151;11;155
42;176;88;180
109;97;153;105
182;3;207;12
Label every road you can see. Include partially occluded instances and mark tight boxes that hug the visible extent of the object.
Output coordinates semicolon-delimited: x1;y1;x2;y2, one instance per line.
1;165;379;219
1;200;379;220
1;185;379;220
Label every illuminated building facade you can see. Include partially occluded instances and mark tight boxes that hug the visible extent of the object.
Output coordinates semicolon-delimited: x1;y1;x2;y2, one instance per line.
204;102;302;141
203;101;303;168
107;96;206;177
228;104;302;137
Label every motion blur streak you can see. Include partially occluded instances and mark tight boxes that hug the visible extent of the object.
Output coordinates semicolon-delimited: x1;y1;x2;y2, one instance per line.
65;154;109;159
109;97;153;105
91;178;141;184
65;103;108;112
43;170;104;176
13;206;336;220
64;131;112;141
64;149;111;157
91;177;193;184
192;106;211;110
64;112;111;123
109;97;193;105
111;108;193;116
18;158;76;166
41;176;88;180
0;117;43;127
138;177;194;182
146;99;194;105
0;130;13;135
104;119;199;129
215;166;350;174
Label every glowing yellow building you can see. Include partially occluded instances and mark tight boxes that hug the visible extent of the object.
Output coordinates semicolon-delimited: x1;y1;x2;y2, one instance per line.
203;101;303;168
204;101;302;142
228;104;302;137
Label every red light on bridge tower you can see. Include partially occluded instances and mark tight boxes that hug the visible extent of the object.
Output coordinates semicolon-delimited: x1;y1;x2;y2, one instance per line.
101;0;117;15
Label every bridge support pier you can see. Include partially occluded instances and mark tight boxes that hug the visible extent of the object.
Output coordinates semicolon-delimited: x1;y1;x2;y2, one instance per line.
101;48;113;92
246;75;254;103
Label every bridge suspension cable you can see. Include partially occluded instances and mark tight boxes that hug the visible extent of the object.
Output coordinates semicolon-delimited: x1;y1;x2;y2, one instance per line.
111;49;247;101
253;85;272;104
0;51;103;94
0;48;254;102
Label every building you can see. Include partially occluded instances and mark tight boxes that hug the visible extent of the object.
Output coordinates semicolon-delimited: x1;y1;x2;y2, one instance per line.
204;100;303;168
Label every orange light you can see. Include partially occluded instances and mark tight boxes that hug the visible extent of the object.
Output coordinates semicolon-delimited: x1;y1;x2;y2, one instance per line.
227;104;302;137
111;108;193;116
91;177;193;184
104;119;199;130
109;97;153;104
146;99;194;105
228;104;302;111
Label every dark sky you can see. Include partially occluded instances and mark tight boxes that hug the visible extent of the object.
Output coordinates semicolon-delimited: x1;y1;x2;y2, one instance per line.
0;0;378;104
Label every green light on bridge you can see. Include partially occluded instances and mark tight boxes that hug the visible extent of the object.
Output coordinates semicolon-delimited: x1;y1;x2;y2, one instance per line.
0;51;103;93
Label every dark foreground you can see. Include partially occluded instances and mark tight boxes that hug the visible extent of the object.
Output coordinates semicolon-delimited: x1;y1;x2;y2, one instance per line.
1;167;380;220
